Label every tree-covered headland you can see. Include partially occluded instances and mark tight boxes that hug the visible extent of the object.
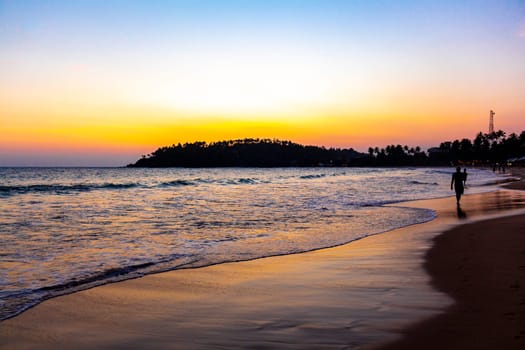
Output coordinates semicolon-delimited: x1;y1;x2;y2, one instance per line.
127;130;525;167
128;138;363;167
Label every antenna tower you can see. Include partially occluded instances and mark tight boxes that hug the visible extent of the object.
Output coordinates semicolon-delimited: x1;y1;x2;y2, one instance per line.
489;110;495;134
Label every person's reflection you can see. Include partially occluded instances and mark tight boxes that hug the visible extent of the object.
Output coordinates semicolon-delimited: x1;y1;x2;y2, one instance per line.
456;203;467;219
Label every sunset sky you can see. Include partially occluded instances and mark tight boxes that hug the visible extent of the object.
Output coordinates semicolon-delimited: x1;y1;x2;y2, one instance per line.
1;1;524;166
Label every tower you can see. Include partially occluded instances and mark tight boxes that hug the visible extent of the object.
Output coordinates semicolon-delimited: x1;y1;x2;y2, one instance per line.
489;110;495;134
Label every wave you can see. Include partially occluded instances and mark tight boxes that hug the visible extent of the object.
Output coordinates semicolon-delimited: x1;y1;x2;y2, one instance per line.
426;169;454;175
0;177;268;197
0;254;197;321
409;180;439;185
161;180;195;187
300;174;327;179
163;177;260;186
1;172;353;198
475;177;521;186
359;199;406;207
237;177;256;184
38;261;157;293
0;183;140;196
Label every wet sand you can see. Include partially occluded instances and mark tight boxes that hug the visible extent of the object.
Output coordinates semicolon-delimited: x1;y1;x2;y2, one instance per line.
379;168;525;349
378;212;525;350
2;188;525;349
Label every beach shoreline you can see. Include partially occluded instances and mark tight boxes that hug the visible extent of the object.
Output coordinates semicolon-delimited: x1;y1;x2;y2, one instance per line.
2;181;525;348
377;168;525;349
377;212;525;350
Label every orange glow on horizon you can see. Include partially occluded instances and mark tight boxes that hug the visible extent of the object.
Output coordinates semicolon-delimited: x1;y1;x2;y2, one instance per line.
4;102;515;158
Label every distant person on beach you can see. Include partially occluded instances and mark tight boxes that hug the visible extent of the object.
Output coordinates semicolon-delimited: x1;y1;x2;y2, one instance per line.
451;167;465;204
463;168;468;187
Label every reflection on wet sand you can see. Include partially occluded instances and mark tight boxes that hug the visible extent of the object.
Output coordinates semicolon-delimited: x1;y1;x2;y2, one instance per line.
456;204;467;219
415;189;525;223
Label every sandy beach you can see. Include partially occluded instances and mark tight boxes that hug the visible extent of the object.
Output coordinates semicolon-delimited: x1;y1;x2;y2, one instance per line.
380;168;525;349
380;212;525;350
1;179;525;349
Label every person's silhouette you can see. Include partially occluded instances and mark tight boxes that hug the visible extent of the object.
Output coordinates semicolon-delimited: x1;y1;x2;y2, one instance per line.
451;167;464;204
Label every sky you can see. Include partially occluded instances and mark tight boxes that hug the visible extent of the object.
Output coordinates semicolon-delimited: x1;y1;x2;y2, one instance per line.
1;0;524;166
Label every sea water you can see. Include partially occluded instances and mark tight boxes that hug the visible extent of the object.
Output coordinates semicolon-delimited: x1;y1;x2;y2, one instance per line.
0;167;504;320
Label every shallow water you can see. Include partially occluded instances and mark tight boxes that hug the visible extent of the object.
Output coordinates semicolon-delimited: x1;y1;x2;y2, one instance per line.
0;167;504;320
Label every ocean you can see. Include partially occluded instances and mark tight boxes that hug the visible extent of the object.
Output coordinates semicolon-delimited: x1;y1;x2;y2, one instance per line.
0;167;504;321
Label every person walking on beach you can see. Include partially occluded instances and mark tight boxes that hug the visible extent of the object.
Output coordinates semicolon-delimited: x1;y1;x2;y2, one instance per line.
451;167;465;204
463;168;468;187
